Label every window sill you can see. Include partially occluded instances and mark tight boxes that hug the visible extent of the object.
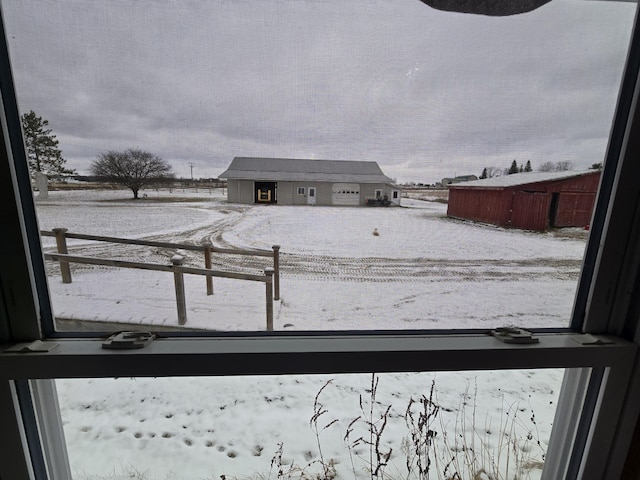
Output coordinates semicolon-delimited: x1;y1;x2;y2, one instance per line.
0;332;635;379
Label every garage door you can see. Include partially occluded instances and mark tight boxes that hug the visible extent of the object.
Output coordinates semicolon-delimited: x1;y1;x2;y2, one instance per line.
332;183;360;206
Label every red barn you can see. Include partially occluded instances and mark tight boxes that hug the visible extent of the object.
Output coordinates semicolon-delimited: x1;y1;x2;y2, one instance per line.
447;170;601;231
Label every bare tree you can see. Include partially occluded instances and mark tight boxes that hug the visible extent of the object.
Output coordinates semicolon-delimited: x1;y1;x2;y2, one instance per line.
539;160;574;172
538;161;556;172
484;166;503;178
555;160;574;171
91;148;174;199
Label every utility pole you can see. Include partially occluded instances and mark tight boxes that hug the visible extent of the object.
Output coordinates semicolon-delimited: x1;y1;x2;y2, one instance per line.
189;162;195;181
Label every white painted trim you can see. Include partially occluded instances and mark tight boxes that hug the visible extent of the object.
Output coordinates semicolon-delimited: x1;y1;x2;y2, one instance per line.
542;368;591;480
30;380;72;479
592;355;640;478
0;333;635;379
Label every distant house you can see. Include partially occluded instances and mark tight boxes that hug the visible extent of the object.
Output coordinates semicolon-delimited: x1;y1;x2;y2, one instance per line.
447;170;601;231
219;157;401;206
441;175;479;187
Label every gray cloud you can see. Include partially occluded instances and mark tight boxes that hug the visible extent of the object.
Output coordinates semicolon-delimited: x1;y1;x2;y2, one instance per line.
2;0;635;182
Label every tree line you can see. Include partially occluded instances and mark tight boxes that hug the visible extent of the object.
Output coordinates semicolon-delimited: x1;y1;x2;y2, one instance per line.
21;110;174;199
479;159;585;179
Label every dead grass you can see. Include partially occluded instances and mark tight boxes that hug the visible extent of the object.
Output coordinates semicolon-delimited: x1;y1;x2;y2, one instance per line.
403;189;449;204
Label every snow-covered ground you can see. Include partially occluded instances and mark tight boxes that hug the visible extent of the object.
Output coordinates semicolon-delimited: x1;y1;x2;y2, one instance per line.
59;370;559;480
34;188;585;479
37;188;587;331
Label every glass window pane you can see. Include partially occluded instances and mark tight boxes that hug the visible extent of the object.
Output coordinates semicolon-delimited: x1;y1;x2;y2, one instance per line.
57;369;564;479
2;1;636;332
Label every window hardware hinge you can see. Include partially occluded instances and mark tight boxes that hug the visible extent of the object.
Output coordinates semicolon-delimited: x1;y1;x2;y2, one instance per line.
4;340;59;353
491;327;539;344
572;334;615;345
102;331;155;349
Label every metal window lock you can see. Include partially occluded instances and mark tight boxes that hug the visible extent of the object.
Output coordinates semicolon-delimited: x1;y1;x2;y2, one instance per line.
102;331;155;349
491;327;539;344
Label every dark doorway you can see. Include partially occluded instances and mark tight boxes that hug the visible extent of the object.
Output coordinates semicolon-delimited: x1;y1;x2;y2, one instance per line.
255;182;277;204
549;192;560;227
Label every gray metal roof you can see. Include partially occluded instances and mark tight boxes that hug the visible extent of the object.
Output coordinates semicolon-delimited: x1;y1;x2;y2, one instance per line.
219;157;394;184
448;170;599;189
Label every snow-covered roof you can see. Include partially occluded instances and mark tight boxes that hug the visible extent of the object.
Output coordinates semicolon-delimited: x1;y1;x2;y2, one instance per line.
219;157;394;184
448;170;600;189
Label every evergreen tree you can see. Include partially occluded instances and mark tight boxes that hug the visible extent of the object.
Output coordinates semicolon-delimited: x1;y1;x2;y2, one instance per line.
524;160;532;172
21;110;75;176
508;160;519;175
480;167;487;179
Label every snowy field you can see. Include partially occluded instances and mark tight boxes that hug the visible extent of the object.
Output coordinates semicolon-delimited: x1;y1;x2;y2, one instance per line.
33;188;586;479
37;188;587;331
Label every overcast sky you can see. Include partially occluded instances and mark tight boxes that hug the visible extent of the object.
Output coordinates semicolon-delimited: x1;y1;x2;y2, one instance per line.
2;0;636;183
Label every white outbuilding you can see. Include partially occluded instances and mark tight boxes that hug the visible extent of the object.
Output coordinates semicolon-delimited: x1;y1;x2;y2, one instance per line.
219;157;401;206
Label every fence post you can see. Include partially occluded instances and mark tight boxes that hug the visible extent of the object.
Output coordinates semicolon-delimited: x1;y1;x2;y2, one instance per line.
172;255;187;325
272;245;280;301
265;267;274;331
52;228;72;283
202;240;214;295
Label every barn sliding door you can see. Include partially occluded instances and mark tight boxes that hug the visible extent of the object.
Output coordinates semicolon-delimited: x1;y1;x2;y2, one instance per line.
511;191;549;231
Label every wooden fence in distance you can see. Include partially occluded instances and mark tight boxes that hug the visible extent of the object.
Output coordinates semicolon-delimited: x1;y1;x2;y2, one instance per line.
41;228;280;330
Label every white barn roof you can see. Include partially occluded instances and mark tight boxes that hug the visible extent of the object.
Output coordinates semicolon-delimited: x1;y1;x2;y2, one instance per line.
448;170;599;189
219;157;394;184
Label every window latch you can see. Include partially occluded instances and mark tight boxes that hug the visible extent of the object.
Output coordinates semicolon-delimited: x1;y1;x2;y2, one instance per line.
102;331;155;349
4;340;59;353
491;327;539;344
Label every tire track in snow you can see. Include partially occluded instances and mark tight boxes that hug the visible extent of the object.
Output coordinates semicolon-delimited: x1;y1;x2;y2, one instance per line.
50;242;582;283
43;205;582;283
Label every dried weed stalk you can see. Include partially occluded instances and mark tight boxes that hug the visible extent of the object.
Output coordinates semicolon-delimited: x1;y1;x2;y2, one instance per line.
403;380;440;479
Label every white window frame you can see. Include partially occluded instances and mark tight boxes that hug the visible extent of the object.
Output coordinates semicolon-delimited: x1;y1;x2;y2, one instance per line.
1;5;640;480
297;186;305;195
